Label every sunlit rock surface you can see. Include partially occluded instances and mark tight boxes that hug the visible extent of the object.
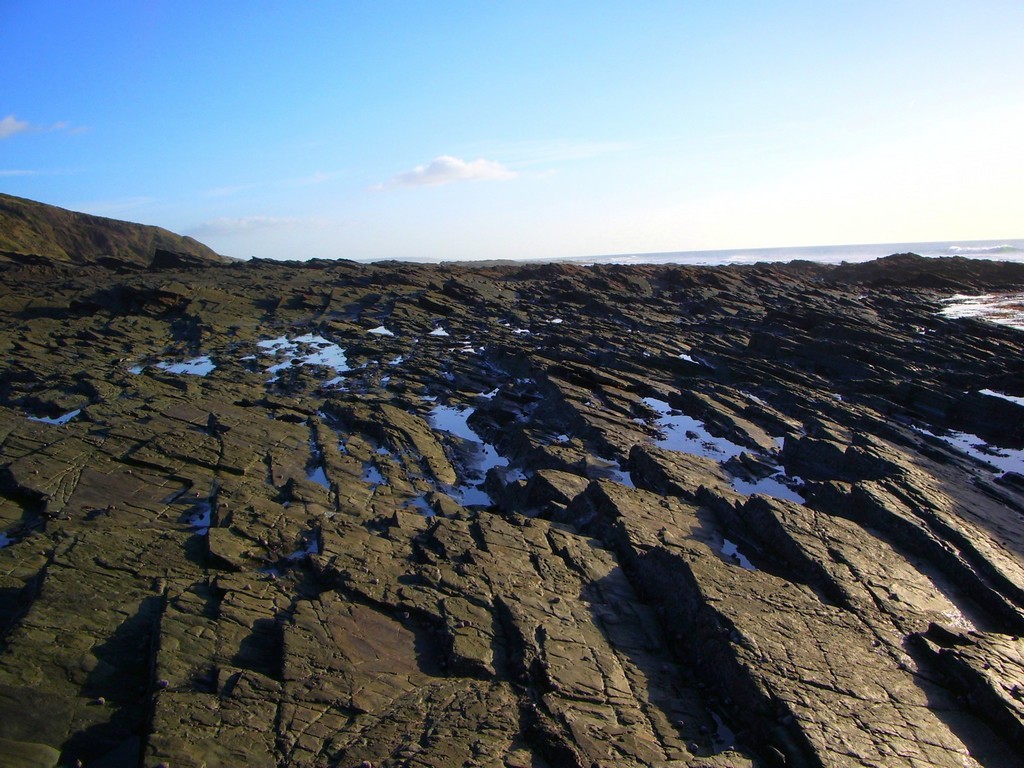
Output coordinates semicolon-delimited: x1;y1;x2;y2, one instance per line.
2;207;1024;766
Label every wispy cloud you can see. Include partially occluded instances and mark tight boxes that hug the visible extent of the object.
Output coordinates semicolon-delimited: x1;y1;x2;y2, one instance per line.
0;167;82;178
189;216;306;237
203;170;341;198
0;114;84;139
0;115;30;139
376;155;516;190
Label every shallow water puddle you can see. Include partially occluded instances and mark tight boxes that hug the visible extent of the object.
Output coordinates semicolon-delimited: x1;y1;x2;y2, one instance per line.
603;466;636;488
430;405;482;443
498;320;531;335
0;531;12;549
939;293;1024;331
710;711;740;752
428;327;450;337
308;464;330;488
979;389;1024;407
288;532;320;560
257;334;349;382
678;352;713;368
301;344;350;371
307;437;331;488
405;495;436;517
721;538;757;570
363;463;384;486
156;356;216;376
917;426;1024;477
743;392;768;407
644;397;804;502
368;325;395;336
731;474;806;504
643;398;745;460
27;408;81;426
187;501;212;535
449;482;494;507
430;404;509;506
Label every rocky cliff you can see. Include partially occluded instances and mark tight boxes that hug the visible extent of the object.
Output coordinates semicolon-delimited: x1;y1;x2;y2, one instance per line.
1;209;1024;767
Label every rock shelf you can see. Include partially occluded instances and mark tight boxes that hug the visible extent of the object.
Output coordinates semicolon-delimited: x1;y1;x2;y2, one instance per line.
2;203;1024;766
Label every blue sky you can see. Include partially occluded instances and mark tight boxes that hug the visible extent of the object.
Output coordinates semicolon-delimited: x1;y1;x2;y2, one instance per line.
2;1;1022;261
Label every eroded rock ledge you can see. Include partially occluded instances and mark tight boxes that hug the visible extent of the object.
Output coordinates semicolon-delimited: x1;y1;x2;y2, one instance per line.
1;249;1024;767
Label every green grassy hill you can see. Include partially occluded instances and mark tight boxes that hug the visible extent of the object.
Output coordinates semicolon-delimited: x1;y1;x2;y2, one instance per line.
0;193;226;267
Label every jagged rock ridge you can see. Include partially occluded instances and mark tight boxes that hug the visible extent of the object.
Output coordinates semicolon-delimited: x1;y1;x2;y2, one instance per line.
1;206;1024;767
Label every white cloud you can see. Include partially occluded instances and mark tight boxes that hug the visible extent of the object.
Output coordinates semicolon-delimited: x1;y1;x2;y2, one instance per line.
0;115;30;139
0;115;85;139
189;216;305;237
379;155;516;189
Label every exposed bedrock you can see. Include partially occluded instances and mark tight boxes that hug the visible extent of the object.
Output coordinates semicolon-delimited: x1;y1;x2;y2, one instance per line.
2;208;1024;767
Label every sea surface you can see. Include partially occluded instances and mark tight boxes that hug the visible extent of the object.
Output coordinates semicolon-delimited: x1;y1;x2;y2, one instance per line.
572;239;1024;267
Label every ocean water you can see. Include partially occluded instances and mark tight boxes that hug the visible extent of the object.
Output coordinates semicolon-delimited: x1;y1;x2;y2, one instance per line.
574;239;1024;267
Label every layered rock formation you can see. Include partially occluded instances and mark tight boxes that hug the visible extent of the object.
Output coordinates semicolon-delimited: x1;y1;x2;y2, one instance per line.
2;204;1024;767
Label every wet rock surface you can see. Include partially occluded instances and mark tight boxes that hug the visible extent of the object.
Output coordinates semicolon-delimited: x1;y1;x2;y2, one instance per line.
3;207;1024;766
